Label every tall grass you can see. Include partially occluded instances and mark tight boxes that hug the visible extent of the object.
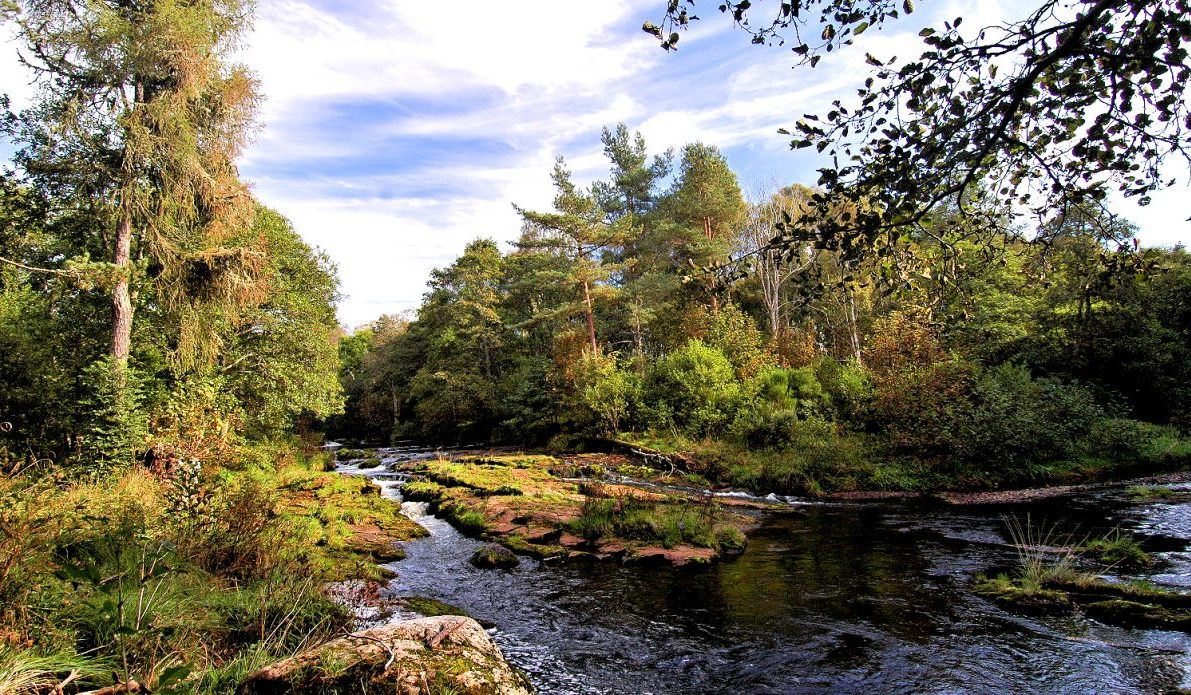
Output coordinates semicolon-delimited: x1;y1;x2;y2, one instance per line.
1003;514;1080;589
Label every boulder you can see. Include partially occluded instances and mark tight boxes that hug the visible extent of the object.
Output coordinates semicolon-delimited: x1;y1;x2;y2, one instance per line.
469;543;520;569
237;616;533;694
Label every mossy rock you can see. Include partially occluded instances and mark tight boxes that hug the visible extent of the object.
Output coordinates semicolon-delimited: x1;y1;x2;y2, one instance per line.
1049;577;1191;610
973;575;1072;615
398;596;495;629
469;543;520;569
1083;599;1191;631
499;534;566;560
238;616;532;694
357;457;383;469
401;481;447;503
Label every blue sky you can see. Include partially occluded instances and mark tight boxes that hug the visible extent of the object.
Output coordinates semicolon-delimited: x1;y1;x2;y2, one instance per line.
3;0;1188;327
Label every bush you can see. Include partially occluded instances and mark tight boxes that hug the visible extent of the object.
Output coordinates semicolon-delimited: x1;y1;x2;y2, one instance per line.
572;351;640;435
747;365;828;419
647;340;741;437
962;364;1103;471
702;303;769;379
814;357;873;420
80;356;149;470
178;474;286;582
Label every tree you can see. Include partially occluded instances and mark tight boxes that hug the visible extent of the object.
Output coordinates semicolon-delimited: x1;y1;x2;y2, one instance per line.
740;184;817;337
592;123;672;223
649;0;1190;267
516;158;626;352
222;207;343;437
4;0;260;367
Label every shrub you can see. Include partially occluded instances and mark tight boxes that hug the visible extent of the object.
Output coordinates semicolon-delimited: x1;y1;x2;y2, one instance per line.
962;364;1103;472
572;351;640;435
702;303;769;379
647;340;741;437
80;356;149;470
747;365;828;419
814;357;873;420
174;473;286;582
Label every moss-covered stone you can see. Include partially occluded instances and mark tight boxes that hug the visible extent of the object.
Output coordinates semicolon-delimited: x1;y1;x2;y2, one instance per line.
1083;600;1191;631
276;470;428;581
973;574;1072;614
977;571;1191;632
469;544;520;569
237;616;532;695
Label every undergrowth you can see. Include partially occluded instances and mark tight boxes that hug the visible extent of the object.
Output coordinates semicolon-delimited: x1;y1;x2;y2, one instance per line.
0;442;401;693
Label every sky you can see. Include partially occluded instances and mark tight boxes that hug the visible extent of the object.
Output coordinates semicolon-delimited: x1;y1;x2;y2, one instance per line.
3;0;1189;328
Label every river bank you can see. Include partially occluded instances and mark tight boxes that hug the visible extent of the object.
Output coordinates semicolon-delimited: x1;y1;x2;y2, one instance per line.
594;433;1191;499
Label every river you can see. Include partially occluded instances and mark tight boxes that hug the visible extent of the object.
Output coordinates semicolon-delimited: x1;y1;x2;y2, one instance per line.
335;445;1191;694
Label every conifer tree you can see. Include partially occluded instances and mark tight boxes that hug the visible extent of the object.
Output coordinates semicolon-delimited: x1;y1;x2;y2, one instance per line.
5;0;261;369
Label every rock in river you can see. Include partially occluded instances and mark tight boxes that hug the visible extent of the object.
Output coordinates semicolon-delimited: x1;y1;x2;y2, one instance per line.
469;543;521;569
237;616;533;694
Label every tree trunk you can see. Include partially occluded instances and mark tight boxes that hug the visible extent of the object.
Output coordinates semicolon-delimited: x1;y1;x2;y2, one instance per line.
847;289;862;365
111;213;133;362
582;279;598;352
704;215;719;313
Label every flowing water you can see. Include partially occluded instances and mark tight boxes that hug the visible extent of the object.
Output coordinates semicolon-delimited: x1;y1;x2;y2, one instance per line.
335;446;1191;694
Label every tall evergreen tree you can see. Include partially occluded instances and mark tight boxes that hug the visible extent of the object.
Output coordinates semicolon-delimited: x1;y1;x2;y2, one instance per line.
4;0;261;369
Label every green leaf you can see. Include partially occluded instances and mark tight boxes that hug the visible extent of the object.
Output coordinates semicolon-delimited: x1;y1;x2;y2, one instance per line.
854;21;869;35
903;0;914;13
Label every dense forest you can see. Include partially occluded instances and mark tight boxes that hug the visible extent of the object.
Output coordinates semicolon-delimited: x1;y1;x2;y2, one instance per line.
332;123;1191;493
1;0;1189;691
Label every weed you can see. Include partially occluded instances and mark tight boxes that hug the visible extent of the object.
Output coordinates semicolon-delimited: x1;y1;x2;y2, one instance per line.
1079;530;1153;568
1003;514;1081;589
0;647;110;694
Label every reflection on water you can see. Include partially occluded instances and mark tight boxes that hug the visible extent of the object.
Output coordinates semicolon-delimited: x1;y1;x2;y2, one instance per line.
343;447;1191;694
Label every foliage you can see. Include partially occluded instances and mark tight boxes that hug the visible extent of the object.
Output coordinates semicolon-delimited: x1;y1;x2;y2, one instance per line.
651;0;1191;278
702;303;769;378
337;122;1189;491
648;340;742;437
5;0;264;366
572;351;640;435
80;356;150;470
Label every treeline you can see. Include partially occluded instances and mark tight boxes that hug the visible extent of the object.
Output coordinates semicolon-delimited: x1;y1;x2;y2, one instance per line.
335;124;1190;491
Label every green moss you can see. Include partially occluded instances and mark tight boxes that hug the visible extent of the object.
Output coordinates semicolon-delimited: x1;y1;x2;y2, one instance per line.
566;495;742;551
402;480;448;502
399;596;472;619
437;502;488;537
1083;599;1191;631
973;573;1072;613
498;534;566;560
469;544;520;569
1125;484;1186;501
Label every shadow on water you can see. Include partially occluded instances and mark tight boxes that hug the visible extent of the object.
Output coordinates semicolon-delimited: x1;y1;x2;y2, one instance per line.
343;448;1191;694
